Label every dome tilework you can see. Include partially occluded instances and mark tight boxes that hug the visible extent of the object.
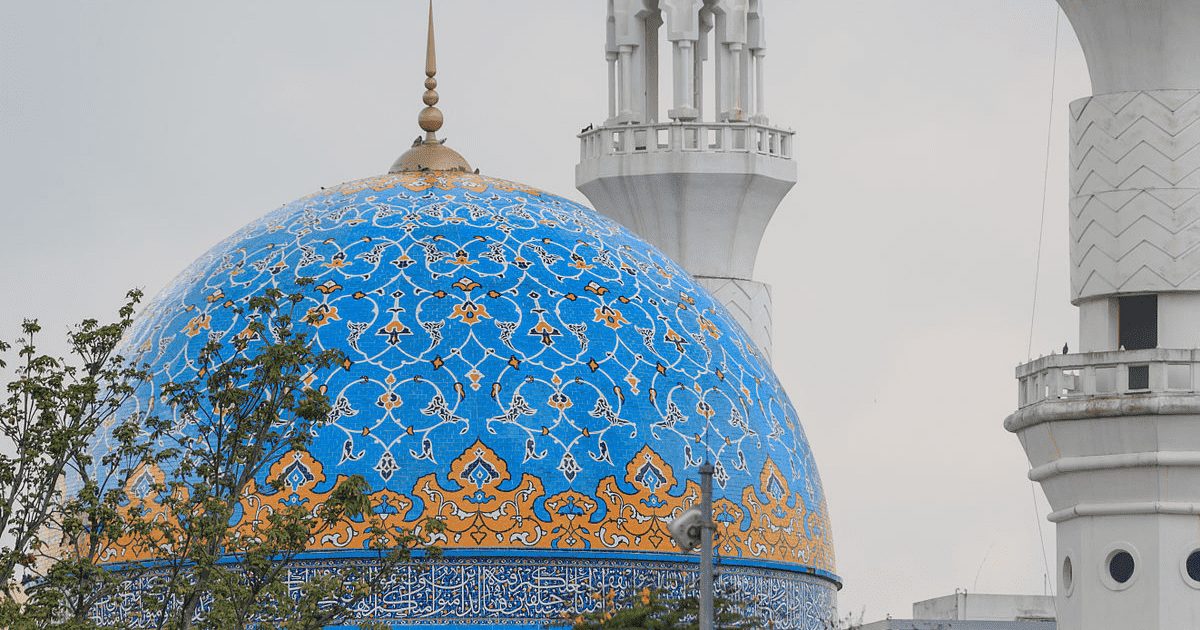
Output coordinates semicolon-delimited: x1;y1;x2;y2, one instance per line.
93;172;836;628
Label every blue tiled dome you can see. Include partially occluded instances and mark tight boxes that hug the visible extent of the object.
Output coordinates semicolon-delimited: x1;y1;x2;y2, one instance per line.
95;171;836;628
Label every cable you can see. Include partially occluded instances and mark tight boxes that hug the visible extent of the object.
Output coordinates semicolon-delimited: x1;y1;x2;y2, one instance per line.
1027;7;1062;601
1031;480;1053;596
1026;8;1063;359
973;540;996;592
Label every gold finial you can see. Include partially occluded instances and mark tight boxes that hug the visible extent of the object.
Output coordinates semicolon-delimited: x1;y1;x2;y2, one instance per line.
418;0;443;139
390;0;473;173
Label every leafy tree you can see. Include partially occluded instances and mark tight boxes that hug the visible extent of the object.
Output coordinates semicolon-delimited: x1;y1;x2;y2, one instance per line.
563;584;765;629
0;290;147;628
0;285;442;629
20;404;168;629
129;281;441;630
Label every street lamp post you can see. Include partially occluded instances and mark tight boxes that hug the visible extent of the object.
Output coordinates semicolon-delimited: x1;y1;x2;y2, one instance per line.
699;461;714;630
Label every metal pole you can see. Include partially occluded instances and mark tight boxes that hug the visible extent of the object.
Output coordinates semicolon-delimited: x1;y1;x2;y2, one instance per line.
699;461;714;630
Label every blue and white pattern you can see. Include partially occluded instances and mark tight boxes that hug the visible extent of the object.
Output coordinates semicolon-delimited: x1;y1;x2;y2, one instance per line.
91;171;837;627
92;555;836;628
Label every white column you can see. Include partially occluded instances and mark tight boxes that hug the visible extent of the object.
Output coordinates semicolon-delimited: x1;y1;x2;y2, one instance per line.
747;49;757;118
740;44;751;120
714;44;726;120
670;40;699;121
630;39;646;124
618;44;635;122
728;43;744;121
695;29;707;121
644;17;660;124
606;52;618;122
753;50;766;123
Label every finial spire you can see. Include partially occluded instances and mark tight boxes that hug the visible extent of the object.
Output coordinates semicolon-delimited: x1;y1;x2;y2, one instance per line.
418;0;443;140
425;0;437;77
390;0;472;174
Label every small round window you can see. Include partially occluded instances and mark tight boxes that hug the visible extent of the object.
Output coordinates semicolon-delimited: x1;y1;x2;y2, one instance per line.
1109;551;1136;584
1062;556;1074;593
1187;551;1200;583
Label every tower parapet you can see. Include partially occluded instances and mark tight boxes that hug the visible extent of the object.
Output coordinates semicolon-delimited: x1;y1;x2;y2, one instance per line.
577;0;795;361
1008;3;1200;629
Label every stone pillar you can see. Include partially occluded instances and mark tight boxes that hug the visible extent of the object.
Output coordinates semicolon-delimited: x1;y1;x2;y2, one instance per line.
670;40;699;121
618;44;635;122
753;51;766;123
606;52;619;122
642;13;660;123
695;23;707;120
715;0;749;122
730;43;746;121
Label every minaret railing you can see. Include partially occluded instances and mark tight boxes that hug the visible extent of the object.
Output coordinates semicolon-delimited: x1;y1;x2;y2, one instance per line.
1016;349;1200;408
579;121;793;161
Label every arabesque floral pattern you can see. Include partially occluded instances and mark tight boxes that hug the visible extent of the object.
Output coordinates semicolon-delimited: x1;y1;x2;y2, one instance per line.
92;172;836;626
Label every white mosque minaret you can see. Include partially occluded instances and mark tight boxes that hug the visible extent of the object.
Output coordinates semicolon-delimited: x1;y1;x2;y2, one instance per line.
576;0;794;361
1007;2;1200;628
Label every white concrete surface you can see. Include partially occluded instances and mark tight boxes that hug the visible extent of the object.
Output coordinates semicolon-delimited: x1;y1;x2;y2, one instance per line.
608;0;768;125
1011;352;1200;629
1008;401;1200;629
912;593;1055;622
577;1;795;359
859;622;1053;630
1057;0;1200;94
695;276;772;362
1078;294;1200;352
1012;349;1200;409
860;592;1056;630
1069;91;1200;303
1013;3;1200;629
576;123;794;281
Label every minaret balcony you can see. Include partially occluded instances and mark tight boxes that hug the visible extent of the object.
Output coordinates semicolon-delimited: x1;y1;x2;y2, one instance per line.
1014;349;1200;410
574;119;797;282
578;121;794;163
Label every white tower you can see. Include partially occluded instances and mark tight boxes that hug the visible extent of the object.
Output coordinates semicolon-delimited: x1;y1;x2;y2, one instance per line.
1006;3;1200;628
576;0;795;360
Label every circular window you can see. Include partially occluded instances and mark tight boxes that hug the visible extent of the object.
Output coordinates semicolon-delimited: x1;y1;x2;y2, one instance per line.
1109;551;1136;584
1100;544;1140;591
1187;551;1200;583
1062;556;1074;594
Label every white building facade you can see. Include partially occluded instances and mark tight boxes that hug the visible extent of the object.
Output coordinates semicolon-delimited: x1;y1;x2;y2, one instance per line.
861;592;1055;630
576;0;796;361
1006;2;1200;629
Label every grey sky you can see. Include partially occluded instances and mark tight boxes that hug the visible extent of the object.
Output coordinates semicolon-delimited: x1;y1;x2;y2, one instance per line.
0;0;1090;621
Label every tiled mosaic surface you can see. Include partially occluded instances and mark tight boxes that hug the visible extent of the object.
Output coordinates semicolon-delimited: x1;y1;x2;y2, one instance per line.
92;555;837;628
91;172;836;624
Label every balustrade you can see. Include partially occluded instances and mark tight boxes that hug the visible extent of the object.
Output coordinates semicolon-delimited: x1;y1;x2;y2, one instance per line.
1016;349;1200;408
578;121;793;161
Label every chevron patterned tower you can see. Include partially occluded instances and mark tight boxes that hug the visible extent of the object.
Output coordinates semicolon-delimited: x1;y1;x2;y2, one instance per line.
1006;3;1200;628
575;0;795;362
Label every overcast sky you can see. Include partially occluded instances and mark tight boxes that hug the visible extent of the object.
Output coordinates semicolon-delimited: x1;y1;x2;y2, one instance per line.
0;0;1092;622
